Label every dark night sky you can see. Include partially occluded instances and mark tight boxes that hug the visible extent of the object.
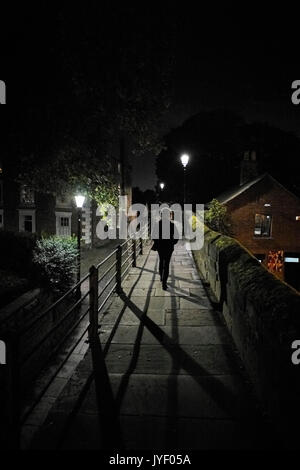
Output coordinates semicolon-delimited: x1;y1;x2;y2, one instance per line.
132;4;300;190
1;3;300;191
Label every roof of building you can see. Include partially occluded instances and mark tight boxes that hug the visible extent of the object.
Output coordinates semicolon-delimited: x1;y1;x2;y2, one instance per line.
215;173;300;205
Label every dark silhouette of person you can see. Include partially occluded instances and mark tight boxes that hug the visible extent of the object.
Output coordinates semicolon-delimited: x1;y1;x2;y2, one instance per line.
152;209;178;290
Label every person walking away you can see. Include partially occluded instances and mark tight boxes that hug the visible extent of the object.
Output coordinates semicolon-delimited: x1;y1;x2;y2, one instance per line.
152;208;178;290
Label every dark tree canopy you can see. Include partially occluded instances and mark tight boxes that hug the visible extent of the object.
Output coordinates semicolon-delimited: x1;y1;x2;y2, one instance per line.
4;3;177;203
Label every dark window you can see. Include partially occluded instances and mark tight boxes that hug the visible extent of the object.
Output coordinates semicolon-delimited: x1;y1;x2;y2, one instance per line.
254;214;272;237
60;217;69;227
24;215;33;232
0;181;3;203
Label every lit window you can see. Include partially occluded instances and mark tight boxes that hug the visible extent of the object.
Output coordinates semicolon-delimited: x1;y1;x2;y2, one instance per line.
55;212;72;237
20;185;35;205
264;203;271;207
267;250;284;273
296;216;300;221
285;257;300;263
254;214;272;237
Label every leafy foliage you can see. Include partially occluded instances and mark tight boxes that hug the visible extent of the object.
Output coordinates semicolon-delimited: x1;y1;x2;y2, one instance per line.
6;4;177;207
191;214;205;232
205;199;231;235
33;236;78;295
58;3;176;155
14;137;120;207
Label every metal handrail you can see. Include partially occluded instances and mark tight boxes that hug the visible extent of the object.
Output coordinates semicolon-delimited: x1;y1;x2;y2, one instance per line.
122;241;134;256
97;260;117;285
97;271;117;299
5;223;151;448
98;282;117;313
22;290;90;365
121;254;133;269
121;262;132;280
96;246;119;269
20;272;90;335
20;307;91;425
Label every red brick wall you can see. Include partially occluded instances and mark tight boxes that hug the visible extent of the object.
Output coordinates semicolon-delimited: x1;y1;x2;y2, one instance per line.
225;176;300;267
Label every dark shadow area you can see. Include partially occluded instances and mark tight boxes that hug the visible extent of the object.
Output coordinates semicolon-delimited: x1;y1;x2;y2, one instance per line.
117;275;279;449
134;265;201;284
165;262;179;449
33;244;279;450
50;247;154;450
114;257;159;412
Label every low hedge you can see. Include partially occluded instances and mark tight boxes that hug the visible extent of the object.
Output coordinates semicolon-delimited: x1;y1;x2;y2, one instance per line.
33;236;78;295
0;230;37;278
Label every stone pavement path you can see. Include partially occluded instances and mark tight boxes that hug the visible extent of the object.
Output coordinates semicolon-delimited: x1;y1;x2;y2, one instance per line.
31;241;274;450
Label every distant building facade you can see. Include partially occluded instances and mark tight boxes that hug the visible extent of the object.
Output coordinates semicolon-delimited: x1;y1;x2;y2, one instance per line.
217;153;300;290
0;148;132;248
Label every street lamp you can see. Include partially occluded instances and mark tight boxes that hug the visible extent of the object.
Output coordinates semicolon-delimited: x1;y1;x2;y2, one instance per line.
158;182;165;202
75;194;85;293
180;154;190;205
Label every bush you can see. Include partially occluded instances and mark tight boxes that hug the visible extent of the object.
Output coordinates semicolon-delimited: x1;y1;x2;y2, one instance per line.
0;231;37;277
33;236;78;295
205;199;232;235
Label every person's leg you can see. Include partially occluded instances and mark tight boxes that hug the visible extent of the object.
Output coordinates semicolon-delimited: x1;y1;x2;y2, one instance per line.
158;251;164;281
162;251;172;288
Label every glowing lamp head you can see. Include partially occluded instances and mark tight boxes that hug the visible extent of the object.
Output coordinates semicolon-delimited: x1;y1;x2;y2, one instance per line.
180;154;190;168
75;194;85;208
160;182;165;190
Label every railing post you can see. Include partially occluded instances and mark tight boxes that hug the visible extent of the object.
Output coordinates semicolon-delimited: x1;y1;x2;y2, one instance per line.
116;245;122;294
89;266;98;343
5;331;21;449
132;239;137;267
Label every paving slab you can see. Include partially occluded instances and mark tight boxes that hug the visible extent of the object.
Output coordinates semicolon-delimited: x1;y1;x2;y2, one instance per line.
165;309;222;326
81;374;256;420
101;309;165;326
29;240;272;451
103;344;240;375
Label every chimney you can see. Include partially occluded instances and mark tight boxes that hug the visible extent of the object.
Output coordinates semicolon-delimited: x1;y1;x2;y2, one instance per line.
240;150;258;186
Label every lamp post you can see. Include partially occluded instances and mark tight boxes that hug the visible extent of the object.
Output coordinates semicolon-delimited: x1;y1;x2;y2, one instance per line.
180;154;190;205
75;194;85;293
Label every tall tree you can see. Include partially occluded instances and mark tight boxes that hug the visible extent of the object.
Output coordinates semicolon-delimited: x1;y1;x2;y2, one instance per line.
6;3;177;205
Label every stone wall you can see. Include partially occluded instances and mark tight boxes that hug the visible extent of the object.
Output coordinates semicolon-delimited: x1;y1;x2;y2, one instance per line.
193;226;300;447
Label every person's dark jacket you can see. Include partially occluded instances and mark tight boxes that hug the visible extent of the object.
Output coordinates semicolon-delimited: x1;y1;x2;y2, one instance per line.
152;220;178;254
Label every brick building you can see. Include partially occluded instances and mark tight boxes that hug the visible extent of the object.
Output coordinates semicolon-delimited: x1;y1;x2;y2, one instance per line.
217;153;300;290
